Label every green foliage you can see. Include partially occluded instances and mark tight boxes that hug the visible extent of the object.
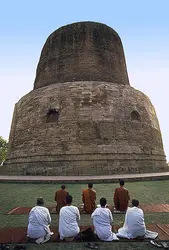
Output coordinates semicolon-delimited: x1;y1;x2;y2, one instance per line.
0;136;8;164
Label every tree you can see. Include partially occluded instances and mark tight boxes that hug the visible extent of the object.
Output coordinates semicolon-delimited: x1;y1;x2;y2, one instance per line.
0;136;8;164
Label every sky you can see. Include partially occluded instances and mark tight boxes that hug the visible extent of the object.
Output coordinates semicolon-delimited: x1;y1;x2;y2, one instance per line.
0;0;169;161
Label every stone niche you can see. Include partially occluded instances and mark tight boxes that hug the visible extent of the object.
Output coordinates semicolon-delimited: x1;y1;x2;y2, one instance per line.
3;21;168;175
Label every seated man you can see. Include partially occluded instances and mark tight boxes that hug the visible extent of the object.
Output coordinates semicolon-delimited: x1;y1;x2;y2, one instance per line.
114;179;130;211
27;197;53;243
91;197;119;241
117;199;158;239
82;183;96;214
59;194;80;241
55;184;69;213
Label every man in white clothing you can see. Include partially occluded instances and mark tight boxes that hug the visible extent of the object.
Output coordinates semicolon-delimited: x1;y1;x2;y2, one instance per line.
59;194;80;241
91;197;119;241
27;197;52;243
117;199;158;239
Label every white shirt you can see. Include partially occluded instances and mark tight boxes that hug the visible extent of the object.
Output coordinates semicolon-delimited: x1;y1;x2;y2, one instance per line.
59;205;80;240
91;207;118;241
27;206;51;239
117;206;146;239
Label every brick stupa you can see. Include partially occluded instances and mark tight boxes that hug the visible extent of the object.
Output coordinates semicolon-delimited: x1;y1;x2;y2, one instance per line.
3;22;168;175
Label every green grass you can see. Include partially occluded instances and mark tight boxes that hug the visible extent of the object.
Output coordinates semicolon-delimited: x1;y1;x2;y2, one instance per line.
1;180;169;228
1;180;169;250
1;180;169;210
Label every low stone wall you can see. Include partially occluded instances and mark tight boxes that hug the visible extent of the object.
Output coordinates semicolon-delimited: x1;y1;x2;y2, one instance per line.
2;157;168;176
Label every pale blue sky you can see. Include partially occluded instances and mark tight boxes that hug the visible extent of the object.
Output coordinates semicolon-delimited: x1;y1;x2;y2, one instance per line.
0;0;169;160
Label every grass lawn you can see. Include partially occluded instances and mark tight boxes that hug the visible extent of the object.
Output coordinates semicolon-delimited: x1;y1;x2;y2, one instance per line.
1;179;169;228
1;180;169;250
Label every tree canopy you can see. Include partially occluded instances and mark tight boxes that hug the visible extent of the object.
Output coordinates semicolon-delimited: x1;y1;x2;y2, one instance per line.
0;136;8;164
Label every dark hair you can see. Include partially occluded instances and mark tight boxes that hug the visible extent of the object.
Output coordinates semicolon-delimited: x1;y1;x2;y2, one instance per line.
61;184;65;190
37;197;44;206
66;194;72;204
119;179;124;186
88;183;93;188
100;197;107;207
132;199;139;207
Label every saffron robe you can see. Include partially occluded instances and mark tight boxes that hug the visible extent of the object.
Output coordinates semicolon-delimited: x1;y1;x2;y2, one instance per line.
114;186;130;211
82;188;96;214
55;189;69;212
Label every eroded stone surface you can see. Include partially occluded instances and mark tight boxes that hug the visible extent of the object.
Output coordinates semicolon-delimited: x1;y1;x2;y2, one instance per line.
34;22;129;89
3;22;168;175
5;81;167;175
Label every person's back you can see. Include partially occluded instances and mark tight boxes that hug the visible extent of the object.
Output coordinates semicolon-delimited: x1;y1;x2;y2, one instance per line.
117;199;146;239
82;183;96;214
92;198;119;241
117;199;158;240
27;197;52;240
59;195;80;240
124;206;145;237
55;184;69;213
114;179;130;211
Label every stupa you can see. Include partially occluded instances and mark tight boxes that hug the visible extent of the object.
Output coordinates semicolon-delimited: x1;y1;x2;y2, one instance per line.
4;22;168;175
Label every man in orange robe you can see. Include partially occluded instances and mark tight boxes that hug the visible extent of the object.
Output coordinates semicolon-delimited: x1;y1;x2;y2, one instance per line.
113;179;130;212
82;183;96;214
55;184;69;213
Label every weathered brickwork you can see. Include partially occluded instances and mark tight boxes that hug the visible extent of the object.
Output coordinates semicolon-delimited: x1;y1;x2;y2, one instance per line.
34;22;129;89
3;22;168;175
